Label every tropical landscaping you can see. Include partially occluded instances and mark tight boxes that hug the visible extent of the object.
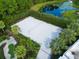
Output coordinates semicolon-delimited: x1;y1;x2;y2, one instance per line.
0;0;79;59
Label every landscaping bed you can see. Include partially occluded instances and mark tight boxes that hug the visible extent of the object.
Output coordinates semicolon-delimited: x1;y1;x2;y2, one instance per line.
14;34;40;59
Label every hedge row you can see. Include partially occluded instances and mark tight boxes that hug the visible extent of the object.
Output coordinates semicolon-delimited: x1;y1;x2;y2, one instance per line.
29;10;70;28
30;1;71;28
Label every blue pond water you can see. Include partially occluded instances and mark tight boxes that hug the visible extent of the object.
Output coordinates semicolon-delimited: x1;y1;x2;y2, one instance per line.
42;2;77;16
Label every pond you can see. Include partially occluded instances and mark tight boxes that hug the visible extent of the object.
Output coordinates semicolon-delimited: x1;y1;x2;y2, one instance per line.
42;1;77;16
